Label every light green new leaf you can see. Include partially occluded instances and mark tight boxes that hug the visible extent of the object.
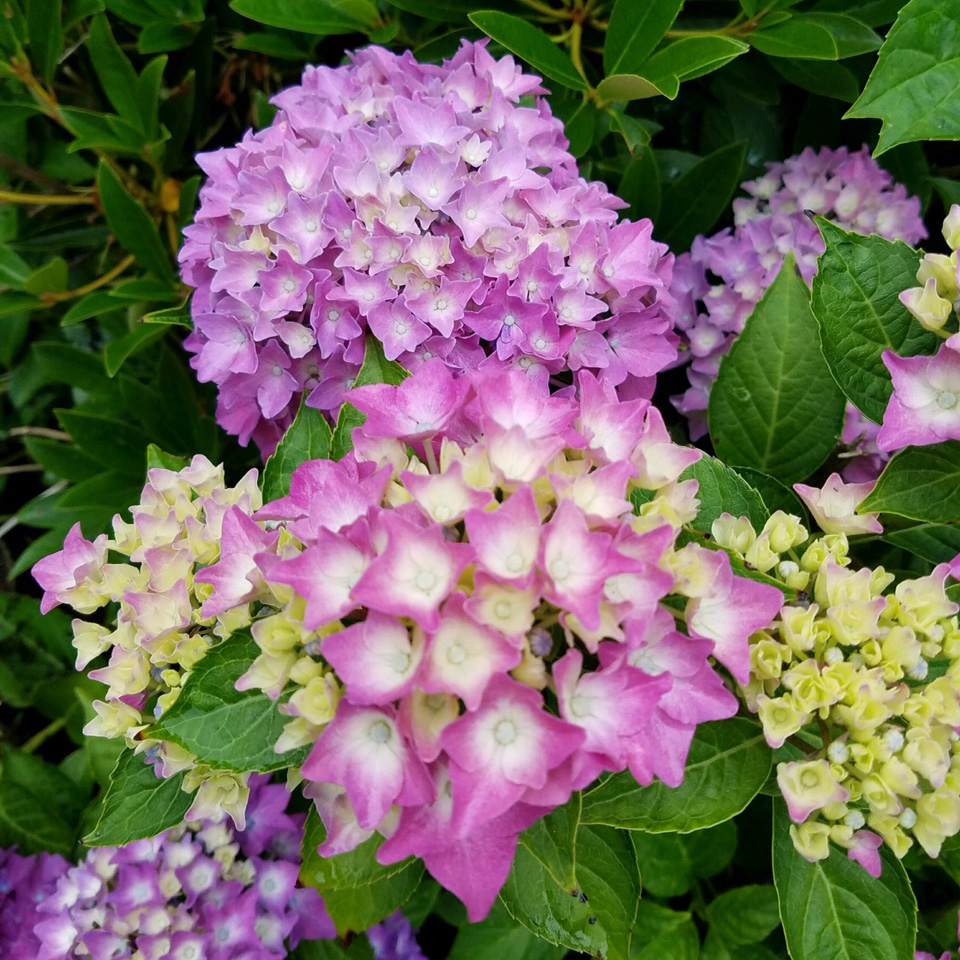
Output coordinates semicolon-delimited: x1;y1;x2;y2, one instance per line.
262;397;333;502
710;254;846;482
580;718;772;833
811;218;938;424
860;442;960;522
603;0;684;76
469;11;586;91
597;73;678;102
153;631;310;774
773;799;917;960
85;750;191;846
846;0;960;154
641;36;749;84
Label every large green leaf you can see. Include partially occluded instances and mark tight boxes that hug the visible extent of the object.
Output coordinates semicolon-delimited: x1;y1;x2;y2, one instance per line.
448;899;565;960
749;15;839;59
680;455;769;533
261;397;333;502
25;0;63;86
300;807;423;935
230;0;375;33
705;884;781;945
658;141;746;253
846;0;960;154
882;522;960;563
86;750;191;846
632;901;701;960
603;0;684;76
580;718;772;833
630;820;738;898
96;161;175;283
860;442;960;522
641;36;749;85
811;219;937;424
153;631;309;774
597;73;679;102
469;11;586;91
709;255;846;483
773;800;917;960
0;779;75;856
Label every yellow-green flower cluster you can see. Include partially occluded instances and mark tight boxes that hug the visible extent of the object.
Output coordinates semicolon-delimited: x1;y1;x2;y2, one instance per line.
899;203;960;337
718;512;960;867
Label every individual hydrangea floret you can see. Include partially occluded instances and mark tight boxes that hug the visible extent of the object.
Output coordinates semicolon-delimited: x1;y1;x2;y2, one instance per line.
669;145;926;476
179;41;677;456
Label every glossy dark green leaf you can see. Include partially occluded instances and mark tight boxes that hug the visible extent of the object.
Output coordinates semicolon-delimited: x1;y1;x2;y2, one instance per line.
2;748;90;826
861;442;960;522
617;145;660;223
802;13;882;57
22;256;68;295
598;73;678;102
580;718;772;833
229;0;373;34
846;0;960;154
773;799;917;960
62;107;151;155
61;290;126;326
632;901;701;960
658;141;746;252
630;820;737;898
262;396;333;502
771;57;860;102
88;15;146;129
55;409;149;476
25;0;62;85
153;631;310;774
0;780;75;856
138;22;196;53
96;161;175;283
642;36;749;84
883;523;960;564
469;11;586;91
710;255;846;483
749;15;839;59
706;884;781;945
735;468;809;520
449;898;565;960
680;455;769;533
301;807;423;935
604;0;683;76
811;218;938;424
104;324;167;376
22;436;102;483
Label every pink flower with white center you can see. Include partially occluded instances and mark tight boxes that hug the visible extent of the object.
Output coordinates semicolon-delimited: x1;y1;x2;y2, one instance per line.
794;472;883;535
33;522;109;614
577;370;649;464
441;675;585;836
367;301;431;361
420;594;521;709
302;703;434;829
401;460;493;525
350;511;473;630
463;486;541;584
632;405;702;487
350;358;470;442
877;341;960;450
321;613;424;706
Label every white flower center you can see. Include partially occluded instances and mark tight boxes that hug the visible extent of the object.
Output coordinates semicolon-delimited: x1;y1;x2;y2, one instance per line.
435;298;448;311
388;651;411;673
570;694;590;718
304;219;318;233
283;278;296;293
505;552;525;573
272;364;283;377
465;207;477;220
433;505;451;521
503;314;516;327
550;558;570;582
328;309;340;321
234;331;246;343
937;391;958;409
602;265;613;277
494;719;517;745
428;186;439;198
395;322;408;335
369;720;391;744
494;600;512;619
447;643;466;665
415;569;437;592
267;199;281;213
534;337;547;350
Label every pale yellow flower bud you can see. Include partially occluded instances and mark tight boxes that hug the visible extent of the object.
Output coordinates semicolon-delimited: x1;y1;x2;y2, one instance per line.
762;511;808;554
789;820;831;861
711;513;756;555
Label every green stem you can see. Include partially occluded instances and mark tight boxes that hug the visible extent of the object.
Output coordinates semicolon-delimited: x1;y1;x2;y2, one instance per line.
21;716;66;754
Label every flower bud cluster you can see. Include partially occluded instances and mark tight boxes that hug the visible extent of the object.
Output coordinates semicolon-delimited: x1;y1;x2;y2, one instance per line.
670;145;926;479
31;455;264;827
721;512;960;871
878;204;960;451
0;776;345;960
36;361;783;920
180;40;677;457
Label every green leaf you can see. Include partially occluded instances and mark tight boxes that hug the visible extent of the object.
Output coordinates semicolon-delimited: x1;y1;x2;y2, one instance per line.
61;107;152;156
709;254;846;483
229;0;372;33
85;750;191;846
301;807;423;935
146;443;189;471
88;15;144;130
860;442;960;522
61;290;126;326
109;278;182;301
658;141;746;252
2;747;90;826
701;930;782;960
0;245;31;288
680;454;769;533
641;36;749;84
138;22;196;53
0;593;73;707
617;145;660;223
0;780;75;856
355;334;408;387
811;218;939;424
262;397;333;502
632;901;701;960
55;409;149;477
448;899;566;960
882;522;960;563
153;630;310;774
22;435;101;483
22;255;68;294
25;0;63;85
705;884;781;945
773;799;917;960
104;324;167;376
598;73;679;102
603;0;684;76
580;718;772;833
468;11;586;91
630;819;738;898
802;13;882;57
846;0;960;154
96;161;175;283
749;15;839;59
770;57;860;102
735;468;809;520
142;297;192;326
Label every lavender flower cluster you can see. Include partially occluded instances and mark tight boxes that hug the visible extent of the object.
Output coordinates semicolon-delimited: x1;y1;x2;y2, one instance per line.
0;775;427;960
670;145;927;476
180;41;677;456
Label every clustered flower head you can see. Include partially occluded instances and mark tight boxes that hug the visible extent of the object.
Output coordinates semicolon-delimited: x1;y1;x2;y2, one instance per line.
670;145;926;476
0;776;340;960
36;361;783;921
879;204;960;451
180;41;677;457
31;455;264;826
719;501;960;872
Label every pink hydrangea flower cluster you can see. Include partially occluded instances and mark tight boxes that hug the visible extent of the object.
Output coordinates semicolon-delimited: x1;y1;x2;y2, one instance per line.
179;41;677;457
2;776;338;960
670;146;926;475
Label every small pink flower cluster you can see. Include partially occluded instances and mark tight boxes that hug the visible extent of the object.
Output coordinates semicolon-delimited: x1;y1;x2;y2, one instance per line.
209;361;782;919
180;41;677;457
670;146;926;475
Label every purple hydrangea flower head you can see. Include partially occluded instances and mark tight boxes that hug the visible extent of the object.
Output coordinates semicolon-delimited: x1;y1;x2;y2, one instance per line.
180;41;677;457
670;145;926;475
0;848;69;960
